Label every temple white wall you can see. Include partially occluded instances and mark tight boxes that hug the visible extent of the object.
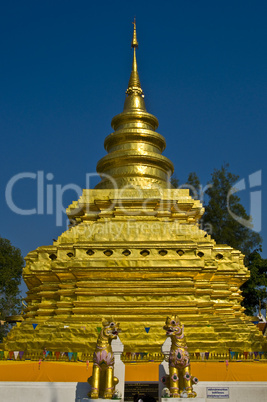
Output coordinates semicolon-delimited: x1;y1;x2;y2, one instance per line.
0;381;267;402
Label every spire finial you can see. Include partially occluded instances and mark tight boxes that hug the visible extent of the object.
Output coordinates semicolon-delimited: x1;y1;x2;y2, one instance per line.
126;18;143;95
131;17;138;48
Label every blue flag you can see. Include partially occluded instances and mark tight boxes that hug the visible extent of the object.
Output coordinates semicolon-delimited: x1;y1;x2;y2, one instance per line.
68;352;73;361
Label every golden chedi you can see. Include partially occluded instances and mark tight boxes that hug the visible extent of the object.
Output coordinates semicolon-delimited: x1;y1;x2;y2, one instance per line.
2;21;266;356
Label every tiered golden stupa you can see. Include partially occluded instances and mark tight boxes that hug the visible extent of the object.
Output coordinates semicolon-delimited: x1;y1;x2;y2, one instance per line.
2;21;266;356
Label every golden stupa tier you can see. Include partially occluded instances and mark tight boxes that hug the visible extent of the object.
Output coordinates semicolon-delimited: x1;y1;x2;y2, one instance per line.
2;188;265;353
96;21;173;189
2;21;266;355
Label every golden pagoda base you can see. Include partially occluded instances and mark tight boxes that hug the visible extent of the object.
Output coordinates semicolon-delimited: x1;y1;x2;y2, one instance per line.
0;361;267;382
2;188;267;355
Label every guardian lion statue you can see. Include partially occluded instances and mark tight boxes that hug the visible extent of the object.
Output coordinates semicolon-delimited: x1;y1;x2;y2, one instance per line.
88;319;121;399
163;315;198;398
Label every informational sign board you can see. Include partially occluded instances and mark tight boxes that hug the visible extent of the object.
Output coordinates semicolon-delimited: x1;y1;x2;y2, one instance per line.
207;387;230;398
125;381;158;401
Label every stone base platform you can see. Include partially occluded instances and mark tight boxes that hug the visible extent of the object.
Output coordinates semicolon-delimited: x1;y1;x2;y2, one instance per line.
0;382;267;402
162;398;205;401
79;399;115;402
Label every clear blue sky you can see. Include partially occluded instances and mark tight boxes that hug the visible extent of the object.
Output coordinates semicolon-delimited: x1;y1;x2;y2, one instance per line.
0;1;266;295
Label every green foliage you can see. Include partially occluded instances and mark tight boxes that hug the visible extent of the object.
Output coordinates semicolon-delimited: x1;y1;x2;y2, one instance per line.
240;249;267;315
0;237;24;341
203;164;262;256
187;172;201;199
170;174;179;189
173;164;264;316
194;164;263;315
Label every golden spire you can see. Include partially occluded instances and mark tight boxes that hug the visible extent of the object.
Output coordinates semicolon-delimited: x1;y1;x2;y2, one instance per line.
95;20;174;189
131;17;138;48
126;18;143;96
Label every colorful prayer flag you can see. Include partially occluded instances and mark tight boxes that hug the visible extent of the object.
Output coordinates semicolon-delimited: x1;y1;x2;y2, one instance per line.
68;352;73;361
230;351;235;359
14;351;19;360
